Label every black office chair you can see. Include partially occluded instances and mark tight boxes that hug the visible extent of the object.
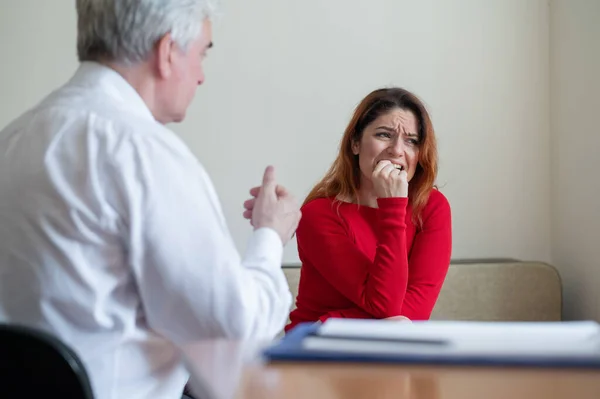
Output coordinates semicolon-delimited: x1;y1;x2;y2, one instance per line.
0;323;95;398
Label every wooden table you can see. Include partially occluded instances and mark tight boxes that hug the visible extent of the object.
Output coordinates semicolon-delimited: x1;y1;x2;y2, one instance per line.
183;339;600;399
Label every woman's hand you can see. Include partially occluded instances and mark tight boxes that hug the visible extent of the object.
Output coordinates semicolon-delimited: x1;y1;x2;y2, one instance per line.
372;160;408;198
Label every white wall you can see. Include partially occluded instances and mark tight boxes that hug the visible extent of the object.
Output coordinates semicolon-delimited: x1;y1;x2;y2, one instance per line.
176;0;552;264
0;2;78;121
0;1;551;266
550;0;600;321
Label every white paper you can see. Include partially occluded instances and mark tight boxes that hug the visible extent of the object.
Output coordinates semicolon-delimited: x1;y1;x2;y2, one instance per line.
307;319;600;358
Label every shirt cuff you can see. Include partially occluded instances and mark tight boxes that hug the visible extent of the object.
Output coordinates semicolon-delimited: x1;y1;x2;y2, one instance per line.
245;227;284;267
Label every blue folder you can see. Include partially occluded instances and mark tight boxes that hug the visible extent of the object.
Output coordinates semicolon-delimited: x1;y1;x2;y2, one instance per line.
263;321;600;369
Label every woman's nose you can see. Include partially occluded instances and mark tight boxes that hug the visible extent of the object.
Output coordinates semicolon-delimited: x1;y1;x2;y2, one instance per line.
388;138;404;156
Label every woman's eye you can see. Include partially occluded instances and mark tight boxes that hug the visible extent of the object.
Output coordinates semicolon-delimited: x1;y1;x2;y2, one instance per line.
376;132;391;138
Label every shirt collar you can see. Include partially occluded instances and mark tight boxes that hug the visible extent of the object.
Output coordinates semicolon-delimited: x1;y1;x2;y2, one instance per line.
68;61;156;122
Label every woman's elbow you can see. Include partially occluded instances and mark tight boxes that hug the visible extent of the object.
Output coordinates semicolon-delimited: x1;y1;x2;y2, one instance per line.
365;302;405;320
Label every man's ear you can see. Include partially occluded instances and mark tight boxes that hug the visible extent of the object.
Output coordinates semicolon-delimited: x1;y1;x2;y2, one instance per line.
155;33;174;79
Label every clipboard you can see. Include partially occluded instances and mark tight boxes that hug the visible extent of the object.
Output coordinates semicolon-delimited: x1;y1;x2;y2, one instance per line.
263;319;600;369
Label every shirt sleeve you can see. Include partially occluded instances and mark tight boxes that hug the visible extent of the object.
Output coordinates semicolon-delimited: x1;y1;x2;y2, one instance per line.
296;198;410;319
400;192;452;320
104;129;292;344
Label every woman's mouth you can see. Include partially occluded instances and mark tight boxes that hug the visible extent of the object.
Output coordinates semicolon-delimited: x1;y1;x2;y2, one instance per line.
375;160;405;171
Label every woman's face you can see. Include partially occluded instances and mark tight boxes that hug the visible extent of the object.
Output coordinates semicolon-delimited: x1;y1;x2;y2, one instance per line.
352;108;420;187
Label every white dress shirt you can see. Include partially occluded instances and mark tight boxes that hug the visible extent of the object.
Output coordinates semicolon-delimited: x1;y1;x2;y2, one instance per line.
0;62;292;399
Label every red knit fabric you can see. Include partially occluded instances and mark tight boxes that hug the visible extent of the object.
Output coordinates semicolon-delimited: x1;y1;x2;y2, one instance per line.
286;189;452;332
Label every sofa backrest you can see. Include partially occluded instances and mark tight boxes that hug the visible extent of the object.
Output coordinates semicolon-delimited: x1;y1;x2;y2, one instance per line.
282;260;562;322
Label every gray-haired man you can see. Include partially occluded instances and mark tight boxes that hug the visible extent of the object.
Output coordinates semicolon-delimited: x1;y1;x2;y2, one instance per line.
0;1;300;398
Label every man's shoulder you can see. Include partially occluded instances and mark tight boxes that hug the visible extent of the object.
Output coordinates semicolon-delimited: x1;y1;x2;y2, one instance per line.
43;86;155;130
36;85;190;156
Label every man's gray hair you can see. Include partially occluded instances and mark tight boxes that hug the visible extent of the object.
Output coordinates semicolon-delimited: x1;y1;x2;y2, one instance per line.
76;0;219;64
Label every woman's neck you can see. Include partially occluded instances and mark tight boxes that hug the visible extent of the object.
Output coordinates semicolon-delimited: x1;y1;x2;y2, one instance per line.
356;179;379;208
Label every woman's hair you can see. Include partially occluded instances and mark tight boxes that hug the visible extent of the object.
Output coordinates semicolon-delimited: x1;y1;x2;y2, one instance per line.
76;0;220;65
304;87;438;224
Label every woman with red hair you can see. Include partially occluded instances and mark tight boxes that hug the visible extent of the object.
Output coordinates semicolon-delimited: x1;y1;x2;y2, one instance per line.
285;87;452;332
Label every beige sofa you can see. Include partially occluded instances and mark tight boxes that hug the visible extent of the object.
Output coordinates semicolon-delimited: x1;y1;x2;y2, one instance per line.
282;259;562;322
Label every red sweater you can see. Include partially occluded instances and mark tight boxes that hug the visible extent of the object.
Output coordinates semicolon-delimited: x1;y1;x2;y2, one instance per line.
285;189;452;332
